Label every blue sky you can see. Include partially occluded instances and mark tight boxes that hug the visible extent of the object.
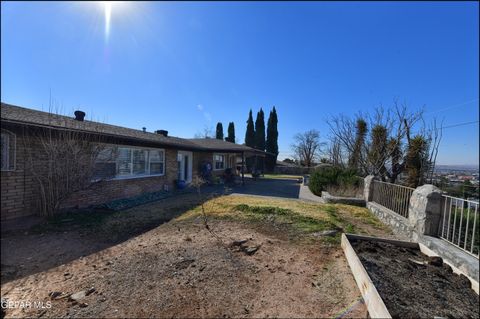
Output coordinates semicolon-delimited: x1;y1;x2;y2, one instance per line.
1;1;478;165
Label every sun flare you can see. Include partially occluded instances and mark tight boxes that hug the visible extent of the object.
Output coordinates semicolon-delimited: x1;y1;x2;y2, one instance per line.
101;1;125;40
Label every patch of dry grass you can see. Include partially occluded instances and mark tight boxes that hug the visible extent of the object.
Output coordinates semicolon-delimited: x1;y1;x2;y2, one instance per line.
177;195;392;241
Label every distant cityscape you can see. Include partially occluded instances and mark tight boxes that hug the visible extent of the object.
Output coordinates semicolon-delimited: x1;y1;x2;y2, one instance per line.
431;165;479;202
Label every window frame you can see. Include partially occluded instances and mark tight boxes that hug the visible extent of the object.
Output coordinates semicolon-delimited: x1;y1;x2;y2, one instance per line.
148;149;165;176
1;129;16;172
94;144;165;180
213;153;225;171
114;146;166;179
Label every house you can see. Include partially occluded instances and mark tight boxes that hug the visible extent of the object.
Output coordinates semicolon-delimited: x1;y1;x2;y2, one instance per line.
0;103;265;221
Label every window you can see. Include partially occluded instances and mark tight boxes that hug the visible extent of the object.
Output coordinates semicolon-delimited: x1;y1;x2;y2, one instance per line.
213;154;225;170
116;148;132;176
113;146;165;178
149;150;165;175
132;149;147;175
1;130;15;171
92;147;116;180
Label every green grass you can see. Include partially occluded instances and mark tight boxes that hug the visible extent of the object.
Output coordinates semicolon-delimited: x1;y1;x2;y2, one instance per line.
177;195;391;244
232;204;340;233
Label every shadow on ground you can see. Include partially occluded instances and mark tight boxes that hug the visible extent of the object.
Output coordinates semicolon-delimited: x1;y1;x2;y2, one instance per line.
1;179;299;284
0;190;222;284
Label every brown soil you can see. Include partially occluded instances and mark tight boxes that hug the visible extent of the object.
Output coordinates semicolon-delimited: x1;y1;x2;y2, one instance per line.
352;240;479;319
1;194;372;318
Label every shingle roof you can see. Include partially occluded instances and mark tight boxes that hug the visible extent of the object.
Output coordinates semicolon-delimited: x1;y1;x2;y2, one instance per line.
188;138;256;152
0;102;262;154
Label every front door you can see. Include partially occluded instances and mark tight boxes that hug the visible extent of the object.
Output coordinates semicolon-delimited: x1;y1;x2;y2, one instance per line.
177;151;193;183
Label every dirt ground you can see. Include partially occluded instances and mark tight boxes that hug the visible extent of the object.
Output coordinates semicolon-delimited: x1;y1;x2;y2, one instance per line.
352;240;479;319
1;193;395;318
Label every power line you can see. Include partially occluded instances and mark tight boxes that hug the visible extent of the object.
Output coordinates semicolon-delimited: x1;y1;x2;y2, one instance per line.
441;120;479;130
425;98;479;115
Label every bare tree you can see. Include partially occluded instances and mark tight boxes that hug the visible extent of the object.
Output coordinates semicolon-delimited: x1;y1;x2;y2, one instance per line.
327;136;344;167
326;100;441;184
24;128;109;217
194;126;214;138
291;129;324;167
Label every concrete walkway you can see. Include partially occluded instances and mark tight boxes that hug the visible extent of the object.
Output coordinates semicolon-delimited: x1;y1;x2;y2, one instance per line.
298;184;325;203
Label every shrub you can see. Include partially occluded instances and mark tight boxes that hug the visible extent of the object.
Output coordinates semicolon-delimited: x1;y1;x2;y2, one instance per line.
308;166;361;196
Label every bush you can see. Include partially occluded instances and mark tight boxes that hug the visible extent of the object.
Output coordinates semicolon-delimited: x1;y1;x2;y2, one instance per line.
308;166;361;196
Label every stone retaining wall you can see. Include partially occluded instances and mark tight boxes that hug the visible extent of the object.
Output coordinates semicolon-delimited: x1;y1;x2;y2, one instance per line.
364;175;479;282
322;191;366;207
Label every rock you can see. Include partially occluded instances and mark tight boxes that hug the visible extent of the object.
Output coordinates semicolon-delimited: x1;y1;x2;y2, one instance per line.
408;258;427;266
85;287;96;296
49;291;63;299
312;230;338;237
69;291;86;302
244;246;260;255
444;264;453;273
456;274;472;289
231;239;248;247
428;256;443;267
79;302;88;308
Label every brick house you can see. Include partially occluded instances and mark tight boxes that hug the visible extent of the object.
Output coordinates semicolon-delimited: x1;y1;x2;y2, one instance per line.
1;103;264;221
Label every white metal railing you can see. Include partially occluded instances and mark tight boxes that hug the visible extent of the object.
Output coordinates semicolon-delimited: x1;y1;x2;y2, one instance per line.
439;195;479;258
371;180;415;218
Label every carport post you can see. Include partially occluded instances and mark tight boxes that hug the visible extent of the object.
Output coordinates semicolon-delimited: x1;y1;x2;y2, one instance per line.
242;151;245;186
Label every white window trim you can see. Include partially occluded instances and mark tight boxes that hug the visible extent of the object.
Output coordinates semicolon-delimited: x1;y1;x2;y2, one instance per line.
95;144;165;180
213;153;226;171
1;129;16;172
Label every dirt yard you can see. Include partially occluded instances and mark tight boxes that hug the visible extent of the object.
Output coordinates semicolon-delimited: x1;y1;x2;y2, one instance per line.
2;193;396;318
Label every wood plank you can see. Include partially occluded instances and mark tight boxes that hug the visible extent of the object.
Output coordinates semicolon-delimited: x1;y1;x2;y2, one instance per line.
345;233;419;249
419;243;479;295
341;233;392;319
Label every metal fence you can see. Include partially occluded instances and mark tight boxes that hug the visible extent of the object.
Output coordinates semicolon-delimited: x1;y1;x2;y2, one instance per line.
371;180;415;218
439;195;479;258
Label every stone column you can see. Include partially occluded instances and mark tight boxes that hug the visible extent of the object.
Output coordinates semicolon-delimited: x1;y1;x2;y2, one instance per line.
408;184;443;241
363;175;377;202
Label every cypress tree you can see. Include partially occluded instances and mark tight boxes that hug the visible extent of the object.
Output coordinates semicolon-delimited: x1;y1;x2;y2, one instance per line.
254;108;265;151
265;107;279;172
245;110;255;147
215;122;224;140
225;122;235;143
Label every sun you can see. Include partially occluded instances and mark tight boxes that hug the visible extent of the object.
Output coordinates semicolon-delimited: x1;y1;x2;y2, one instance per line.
100;1;125;40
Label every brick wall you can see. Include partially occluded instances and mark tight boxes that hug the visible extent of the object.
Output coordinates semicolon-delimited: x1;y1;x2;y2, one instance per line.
1;124;179;221
61;148;178;209
1;126;38;220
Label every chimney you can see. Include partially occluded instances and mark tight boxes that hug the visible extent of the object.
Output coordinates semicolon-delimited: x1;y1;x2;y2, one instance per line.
142;127;146;132
74;110;86;121
155;130;168;137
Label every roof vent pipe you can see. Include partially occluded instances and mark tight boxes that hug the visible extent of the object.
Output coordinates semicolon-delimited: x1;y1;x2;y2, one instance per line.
142;127;146;132
74;110;86;121
155;130;168;137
